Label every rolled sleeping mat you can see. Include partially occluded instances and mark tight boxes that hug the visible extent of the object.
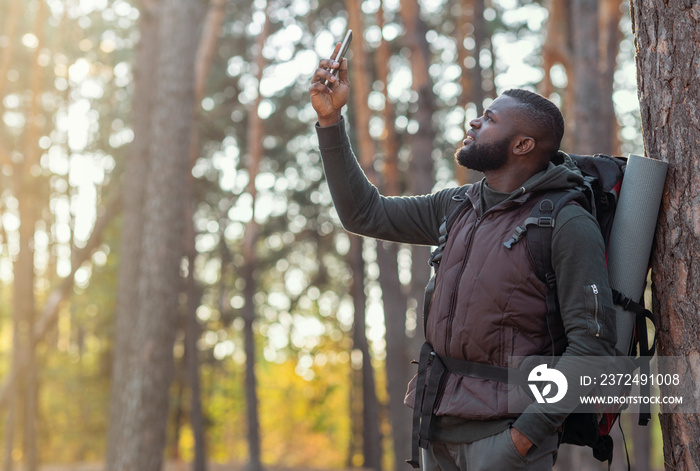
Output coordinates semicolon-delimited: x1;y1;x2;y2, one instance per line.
607;154;668;356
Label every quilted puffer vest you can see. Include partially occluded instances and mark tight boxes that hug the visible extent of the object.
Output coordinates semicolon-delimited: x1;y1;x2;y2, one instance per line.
419;182;562;420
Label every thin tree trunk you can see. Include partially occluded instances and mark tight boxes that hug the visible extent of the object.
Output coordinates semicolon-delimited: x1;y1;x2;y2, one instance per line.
470;0;486;117
374;4;413;468
597;0;622;154
11;2;48;468
539;0;573;99
184;247;207;471
375;1;401;197
178;1;227;467
348;236;382;471
0;0;21;101
345;4;383;469
455;0;486;186
539;0;578;152
398;0;437;359
630;1;700;469
239;7;271;471
189;0;226;169
571;0;602;154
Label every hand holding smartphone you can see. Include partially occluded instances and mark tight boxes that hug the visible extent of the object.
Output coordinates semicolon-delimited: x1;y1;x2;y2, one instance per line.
323;29;353;86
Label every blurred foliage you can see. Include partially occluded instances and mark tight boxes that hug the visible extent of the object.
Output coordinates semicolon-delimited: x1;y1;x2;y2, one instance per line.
0;0;654;468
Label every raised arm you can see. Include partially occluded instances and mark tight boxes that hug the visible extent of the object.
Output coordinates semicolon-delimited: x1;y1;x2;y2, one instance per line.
309;45;463;246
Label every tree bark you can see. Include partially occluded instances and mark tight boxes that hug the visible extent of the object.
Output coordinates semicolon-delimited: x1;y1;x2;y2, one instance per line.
178;1;227;467
348;236;382;471
399;0;437;358
345;4;384;469
106;1;160;468
106;0;203;469
571;0;603;154
239;8;271;471
455;0;486;185
630;1;700;470
374;4;414;468
375;1;401;197
597;0;622;154
8;2;49;468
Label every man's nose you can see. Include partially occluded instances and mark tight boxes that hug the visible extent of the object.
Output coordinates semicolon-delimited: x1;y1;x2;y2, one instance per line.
469;117;481;129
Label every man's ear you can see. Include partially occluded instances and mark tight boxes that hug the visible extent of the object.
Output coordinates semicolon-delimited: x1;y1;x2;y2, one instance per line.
512;136;536;156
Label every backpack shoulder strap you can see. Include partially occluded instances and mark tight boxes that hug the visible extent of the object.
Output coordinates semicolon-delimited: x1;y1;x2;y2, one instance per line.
504;189;590;354
428;188;471;269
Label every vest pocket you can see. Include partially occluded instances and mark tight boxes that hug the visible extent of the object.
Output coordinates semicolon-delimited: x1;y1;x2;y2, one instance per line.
584;283;602;338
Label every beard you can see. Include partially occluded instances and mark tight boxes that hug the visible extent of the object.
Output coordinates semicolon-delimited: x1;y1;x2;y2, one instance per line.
454;135;511;172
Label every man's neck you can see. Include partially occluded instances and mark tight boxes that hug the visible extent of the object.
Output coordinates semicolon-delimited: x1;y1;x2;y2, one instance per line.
483;161;549;193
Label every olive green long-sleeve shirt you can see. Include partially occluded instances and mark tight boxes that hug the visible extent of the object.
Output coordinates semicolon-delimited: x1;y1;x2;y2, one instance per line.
316;117;617;447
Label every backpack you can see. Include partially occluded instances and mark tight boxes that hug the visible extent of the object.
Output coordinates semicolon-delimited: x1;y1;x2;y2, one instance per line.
412;152;657;468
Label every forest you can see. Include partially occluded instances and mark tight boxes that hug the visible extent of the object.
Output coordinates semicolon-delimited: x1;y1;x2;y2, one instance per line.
0;0;698;470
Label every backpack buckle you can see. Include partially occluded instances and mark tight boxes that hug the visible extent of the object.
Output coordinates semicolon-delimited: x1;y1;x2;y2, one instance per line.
538;216;554;227
503;225;527;249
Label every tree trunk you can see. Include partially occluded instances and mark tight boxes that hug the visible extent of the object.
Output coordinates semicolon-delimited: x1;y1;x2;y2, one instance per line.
345;4;384;469
178;1;227;468
374;7;413;467
455;0;487;185
399;0;437;358
0;0;21;101
571;0;603;154
184;251;207;471
348;236;383;471
107;0;160;466
539;0;577;151
106;0;203;469
375;1;401;197
597;0;622;154
630;1;700;469
9;2;48;468
239;8;271;471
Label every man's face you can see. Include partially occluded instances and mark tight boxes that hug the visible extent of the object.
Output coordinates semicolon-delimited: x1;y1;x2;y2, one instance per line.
454;95;520;172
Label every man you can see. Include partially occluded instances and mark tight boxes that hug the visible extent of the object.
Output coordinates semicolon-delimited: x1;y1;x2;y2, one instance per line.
309;46;616;471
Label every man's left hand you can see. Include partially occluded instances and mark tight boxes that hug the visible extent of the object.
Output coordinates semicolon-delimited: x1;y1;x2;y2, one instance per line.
510;427;533;457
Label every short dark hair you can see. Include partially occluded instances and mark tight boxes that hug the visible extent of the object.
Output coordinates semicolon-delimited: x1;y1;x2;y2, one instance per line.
502;88;564;159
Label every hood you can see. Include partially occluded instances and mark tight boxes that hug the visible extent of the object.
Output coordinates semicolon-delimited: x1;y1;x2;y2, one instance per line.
466;150;585;202
519;151;585;195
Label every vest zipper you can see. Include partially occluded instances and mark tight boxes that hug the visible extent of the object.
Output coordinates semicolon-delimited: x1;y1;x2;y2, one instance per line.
441;193;529;355
591;283;601;337
444;213;482;353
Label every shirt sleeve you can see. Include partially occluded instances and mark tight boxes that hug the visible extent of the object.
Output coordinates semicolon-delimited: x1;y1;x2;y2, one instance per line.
513;204;617;446
316;117;463;246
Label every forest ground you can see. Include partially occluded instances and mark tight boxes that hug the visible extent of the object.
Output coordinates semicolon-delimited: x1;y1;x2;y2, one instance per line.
34;463;369;471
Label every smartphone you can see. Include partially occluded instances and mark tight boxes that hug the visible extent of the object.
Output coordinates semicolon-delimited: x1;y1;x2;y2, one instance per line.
324;29;353;86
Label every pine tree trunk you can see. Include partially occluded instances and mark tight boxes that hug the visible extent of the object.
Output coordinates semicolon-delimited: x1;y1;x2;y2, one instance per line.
107;1;159;466
455;0;487;185
179;1;226;468
571;0;602;154
345;5;384;469
399;0;437;359
372;6;414;467
597;0;622;154
630;1;700;469
348;236;383;471
106;0;203;469
239;8;271;471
